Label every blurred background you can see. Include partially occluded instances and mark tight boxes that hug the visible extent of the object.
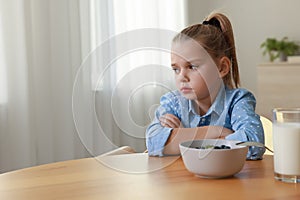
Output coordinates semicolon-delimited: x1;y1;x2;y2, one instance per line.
1;0;299;172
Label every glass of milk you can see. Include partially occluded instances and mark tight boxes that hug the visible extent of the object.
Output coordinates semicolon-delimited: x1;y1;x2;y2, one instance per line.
273;108;300;183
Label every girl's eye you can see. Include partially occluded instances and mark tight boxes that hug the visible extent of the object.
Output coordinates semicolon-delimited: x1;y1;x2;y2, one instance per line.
172;68;180;74
190;64;199;70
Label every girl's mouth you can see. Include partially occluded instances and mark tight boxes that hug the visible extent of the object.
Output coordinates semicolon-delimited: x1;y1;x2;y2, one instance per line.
180;87;193;93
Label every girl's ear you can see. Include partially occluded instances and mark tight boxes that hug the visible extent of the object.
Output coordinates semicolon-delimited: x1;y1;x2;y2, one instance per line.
218;56;231;78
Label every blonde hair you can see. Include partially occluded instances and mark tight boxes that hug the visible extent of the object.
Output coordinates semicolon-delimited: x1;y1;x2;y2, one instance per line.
172;12;240;88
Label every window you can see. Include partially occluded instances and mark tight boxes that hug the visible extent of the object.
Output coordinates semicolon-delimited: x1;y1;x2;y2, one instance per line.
90;0;187;90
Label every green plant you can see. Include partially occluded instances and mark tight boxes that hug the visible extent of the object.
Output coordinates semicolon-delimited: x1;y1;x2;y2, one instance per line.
260;37;299;62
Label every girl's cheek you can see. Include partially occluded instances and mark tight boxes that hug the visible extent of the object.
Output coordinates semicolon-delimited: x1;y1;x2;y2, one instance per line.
175;75;181;82
174;77;180;85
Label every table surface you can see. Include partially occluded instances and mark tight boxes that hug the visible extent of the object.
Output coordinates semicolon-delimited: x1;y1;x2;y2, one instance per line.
0;154;299;200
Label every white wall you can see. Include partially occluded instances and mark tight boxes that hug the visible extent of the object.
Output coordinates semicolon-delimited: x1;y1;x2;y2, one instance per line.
187;0;300;97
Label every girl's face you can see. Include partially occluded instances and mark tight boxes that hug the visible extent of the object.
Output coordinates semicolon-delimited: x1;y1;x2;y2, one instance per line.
171;39;223;104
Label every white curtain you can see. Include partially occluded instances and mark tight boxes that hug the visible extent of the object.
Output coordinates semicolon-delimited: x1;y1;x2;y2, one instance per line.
0;0;186;173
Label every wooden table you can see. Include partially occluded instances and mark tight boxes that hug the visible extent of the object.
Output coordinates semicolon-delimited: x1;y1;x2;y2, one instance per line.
0;154;299;199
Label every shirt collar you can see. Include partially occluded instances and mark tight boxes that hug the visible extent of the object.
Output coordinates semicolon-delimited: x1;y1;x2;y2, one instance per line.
208;86;225;116
188;86;226;117
189;100;199;115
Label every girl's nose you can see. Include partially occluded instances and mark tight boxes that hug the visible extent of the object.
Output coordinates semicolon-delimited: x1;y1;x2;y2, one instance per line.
179;69;189;82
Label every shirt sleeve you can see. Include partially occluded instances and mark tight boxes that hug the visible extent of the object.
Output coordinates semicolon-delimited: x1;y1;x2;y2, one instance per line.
146;92;179;156
225;90;265;160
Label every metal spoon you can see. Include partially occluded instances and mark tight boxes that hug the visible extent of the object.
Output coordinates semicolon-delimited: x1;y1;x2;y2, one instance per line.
236;141;274;153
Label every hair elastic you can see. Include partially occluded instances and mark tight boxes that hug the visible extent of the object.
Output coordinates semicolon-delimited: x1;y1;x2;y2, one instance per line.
202;18;222;31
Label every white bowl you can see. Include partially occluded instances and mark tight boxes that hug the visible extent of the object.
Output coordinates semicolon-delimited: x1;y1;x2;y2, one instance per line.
179;139;248;178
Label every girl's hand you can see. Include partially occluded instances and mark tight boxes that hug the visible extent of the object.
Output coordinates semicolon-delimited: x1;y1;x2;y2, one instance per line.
216;127;233;139
159;114;182;128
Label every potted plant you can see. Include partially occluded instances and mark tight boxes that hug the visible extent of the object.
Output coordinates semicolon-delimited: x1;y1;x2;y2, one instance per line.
260;37;299;62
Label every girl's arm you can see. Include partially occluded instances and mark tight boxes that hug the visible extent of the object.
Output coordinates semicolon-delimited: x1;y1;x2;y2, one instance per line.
146;91;234;156
163;126;233;155
159;113;233;155
146;92;181;156
225;90;265;160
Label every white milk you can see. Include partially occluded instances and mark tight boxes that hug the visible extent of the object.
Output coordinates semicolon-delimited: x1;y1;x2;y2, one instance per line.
273;123;300;175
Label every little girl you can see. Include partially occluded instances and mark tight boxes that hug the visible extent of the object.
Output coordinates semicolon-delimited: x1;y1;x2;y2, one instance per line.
146;12;265;160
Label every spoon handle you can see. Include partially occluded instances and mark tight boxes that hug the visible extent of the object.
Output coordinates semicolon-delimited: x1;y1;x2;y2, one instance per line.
236;141;274;153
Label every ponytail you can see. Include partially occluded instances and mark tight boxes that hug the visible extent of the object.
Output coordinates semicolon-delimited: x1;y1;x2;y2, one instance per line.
206;13;240;88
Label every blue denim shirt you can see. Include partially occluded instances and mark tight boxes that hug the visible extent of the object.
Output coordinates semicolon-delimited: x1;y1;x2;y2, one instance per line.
146;87;265;160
